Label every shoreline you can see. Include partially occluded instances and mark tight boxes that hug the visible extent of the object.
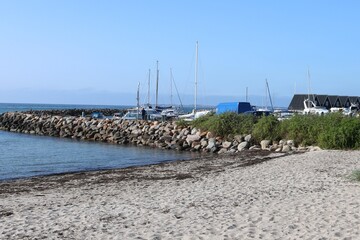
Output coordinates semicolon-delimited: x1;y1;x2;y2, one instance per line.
0;150;275;195
1;150;359;239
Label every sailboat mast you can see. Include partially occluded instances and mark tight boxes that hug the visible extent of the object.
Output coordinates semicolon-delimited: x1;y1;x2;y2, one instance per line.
264;79;268;109
170;68;173;106
136;82;140;120
172;73;184;110
195;41;198;112
156;61;159;107
307;68;311;108
246;87;248;102
266;79;274;111
147;69;151;107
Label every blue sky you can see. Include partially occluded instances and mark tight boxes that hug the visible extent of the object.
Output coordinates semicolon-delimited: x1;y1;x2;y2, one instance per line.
1;1;359;107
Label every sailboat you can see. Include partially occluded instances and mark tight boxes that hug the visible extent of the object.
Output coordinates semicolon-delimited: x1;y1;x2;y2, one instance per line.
257;79;274;113
179;41;211;121
121;81;163;121
302;69;329;115
121;82;142;120
303;99;329;115
159;68;185;120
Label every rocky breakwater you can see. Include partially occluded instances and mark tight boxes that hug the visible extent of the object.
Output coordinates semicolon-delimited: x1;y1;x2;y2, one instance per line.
0;112;313;153
23;108;126;117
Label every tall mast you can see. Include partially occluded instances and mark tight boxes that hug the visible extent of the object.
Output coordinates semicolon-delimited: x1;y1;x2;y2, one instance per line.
264;79;267;109
156;60;159;107
194;41;198;112
170;68;173;106
147;69;151;107
246;87;248;102
136;82;140;120
172;72;184;110
266;79;274;111
307;67;311;108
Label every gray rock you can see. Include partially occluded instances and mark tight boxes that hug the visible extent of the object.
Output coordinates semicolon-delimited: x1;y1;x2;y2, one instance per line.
206;131;214;139
249;145;260;150
260;140;271;150
200;139;208;148
234;135;243;142
222;141;232;149
206;138;216;149
183;129;190;136
297;146;307;151
191;141;201;148
244;134;252;142
210;146;218;153
186;134;200;145
237;141;249;151
287;140;294;146
308;146;322;151
191;128;198;135
131;129;141;136
282;145;291;152
226;134;234;141
193;144;202;151
217;148;228;154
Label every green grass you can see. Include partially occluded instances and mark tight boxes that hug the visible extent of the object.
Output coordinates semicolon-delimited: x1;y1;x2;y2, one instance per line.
349;170;360;182
187;112;360;150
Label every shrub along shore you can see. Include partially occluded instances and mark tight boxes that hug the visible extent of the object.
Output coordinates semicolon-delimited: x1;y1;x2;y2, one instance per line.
193;112;360;149
3;110;350;154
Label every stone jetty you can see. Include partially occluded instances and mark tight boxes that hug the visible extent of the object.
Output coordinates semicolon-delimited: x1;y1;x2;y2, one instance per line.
0;112;311;153
23;108;126;117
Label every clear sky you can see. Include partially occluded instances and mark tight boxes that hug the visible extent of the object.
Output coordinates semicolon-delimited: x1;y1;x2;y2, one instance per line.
1;0;360;107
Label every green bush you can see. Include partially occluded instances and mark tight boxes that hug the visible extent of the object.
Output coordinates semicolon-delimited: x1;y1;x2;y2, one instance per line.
252;115;280;142
279;114;327;146
189;112;360;149
191;112;255;137
318;115;360;149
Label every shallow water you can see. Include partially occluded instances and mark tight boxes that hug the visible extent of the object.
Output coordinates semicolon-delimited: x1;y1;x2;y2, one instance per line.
0;131;196;181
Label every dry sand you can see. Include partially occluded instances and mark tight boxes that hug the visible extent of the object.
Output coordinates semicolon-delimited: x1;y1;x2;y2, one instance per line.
0;150;360;239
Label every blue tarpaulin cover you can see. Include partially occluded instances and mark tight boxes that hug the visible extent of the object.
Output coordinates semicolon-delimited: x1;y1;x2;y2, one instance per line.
216;102;252;114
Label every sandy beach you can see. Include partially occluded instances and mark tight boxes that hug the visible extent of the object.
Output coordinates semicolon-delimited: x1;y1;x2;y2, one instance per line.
1;150;360;239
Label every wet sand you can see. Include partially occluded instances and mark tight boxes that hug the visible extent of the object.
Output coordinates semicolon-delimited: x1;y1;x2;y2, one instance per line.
1;150;359;239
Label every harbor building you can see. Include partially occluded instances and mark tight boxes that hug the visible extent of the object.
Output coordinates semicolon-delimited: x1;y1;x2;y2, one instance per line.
288;94;360;111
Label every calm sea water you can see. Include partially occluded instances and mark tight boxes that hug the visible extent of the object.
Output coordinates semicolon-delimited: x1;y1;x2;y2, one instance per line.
0;103;196;181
